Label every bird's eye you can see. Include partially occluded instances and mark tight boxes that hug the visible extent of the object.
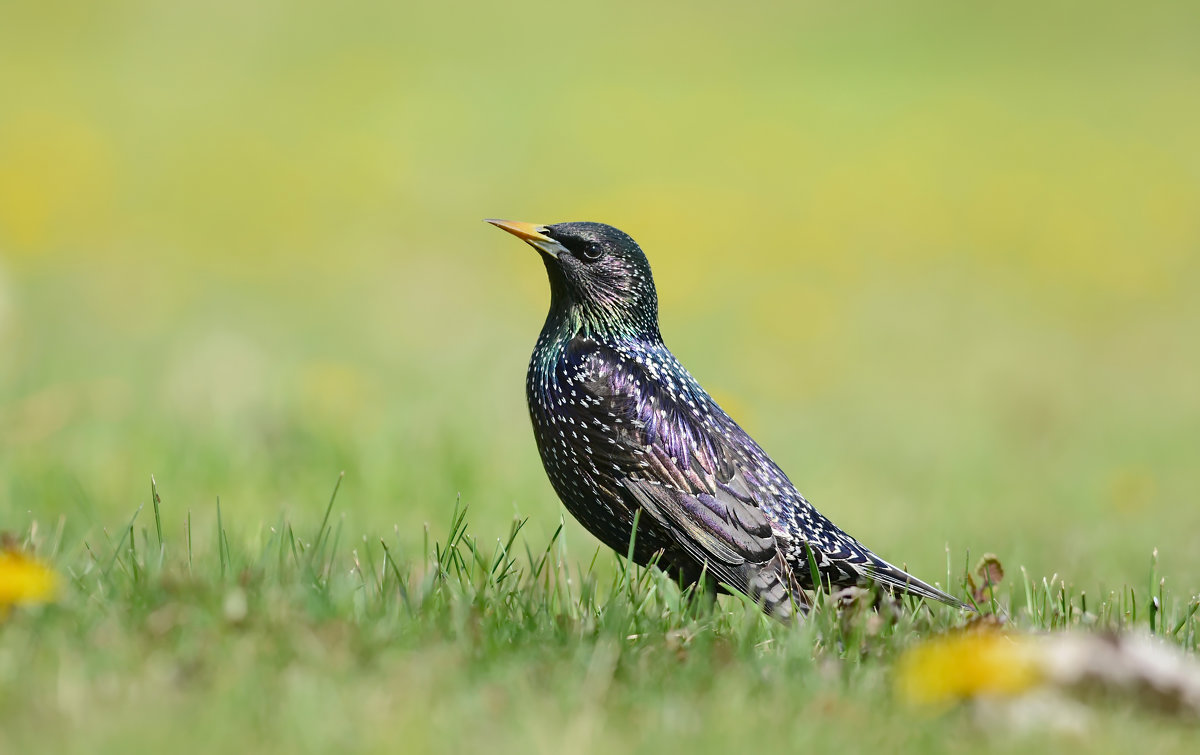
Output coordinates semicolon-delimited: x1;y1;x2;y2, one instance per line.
579;241;603;261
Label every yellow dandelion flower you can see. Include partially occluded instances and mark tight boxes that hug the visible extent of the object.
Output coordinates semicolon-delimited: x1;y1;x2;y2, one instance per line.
0;550;59;607
895;630;1044;706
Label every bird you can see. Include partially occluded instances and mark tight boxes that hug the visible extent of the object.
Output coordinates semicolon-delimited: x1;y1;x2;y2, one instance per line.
487;218;968;622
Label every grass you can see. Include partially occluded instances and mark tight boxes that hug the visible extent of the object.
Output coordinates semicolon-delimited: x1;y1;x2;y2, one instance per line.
2;480;1198;754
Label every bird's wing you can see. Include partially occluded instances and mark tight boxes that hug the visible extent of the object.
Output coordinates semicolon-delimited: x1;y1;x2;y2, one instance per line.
560;337;964;612
564;337;800;616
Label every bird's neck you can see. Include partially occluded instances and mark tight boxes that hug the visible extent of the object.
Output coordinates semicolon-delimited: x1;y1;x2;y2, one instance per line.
541;259;661;348
540;300;661;352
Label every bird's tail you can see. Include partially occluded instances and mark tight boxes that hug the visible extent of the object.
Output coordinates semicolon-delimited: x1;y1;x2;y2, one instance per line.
860;557;971;610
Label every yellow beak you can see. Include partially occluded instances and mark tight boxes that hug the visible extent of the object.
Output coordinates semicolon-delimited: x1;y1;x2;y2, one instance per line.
485;219;562;258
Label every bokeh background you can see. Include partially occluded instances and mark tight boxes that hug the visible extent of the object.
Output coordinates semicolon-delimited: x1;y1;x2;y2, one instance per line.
2;1;1197;591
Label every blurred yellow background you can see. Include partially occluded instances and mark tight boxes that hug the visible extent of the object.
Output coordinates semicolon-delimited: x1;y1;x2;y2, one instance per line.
2;1;1197;588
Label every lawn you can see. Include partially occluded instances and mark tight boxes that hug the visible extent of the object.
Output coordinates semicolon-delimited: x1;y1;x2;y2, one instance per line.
2;491;1198;754
2;1;1199;752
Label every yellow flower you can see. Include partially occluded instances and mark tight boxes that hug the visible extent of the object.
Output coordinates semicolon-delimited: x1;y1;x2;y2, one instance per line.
0;550;59;607
895;630;1043;706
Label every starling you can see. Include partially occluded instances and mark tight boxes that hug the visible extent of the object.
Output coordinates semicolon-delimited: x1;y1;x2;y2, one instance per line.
487;219;968;621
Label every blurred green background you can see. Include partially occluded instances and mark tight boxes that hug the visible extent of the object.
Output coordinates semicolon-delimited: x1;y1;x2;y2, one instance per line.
1;0;1197;590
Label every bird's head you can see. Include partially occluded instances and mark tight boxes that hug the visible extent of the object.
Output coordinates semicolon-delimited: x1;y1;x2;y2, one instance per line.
487;219;660;340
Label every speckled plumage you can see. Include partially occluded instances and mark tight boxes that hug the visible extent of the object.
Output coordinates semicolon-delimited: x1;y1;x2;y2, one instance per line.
489;219;967;621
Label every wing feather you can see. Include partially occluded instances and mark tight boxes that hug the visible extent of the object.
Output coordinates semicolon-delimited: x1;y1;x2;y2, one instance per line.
561;336;798;617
